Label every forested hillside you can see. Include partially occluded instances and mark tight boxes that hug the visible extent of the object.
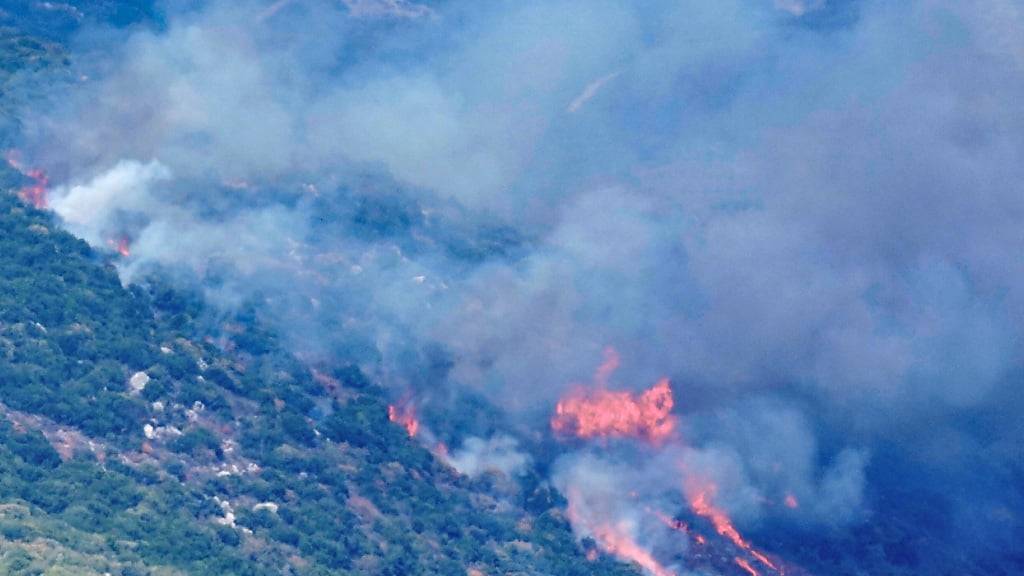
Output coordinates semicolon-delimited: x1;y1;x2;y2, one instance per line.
0;6;642;573
0;176;642;576
4;2;1023;576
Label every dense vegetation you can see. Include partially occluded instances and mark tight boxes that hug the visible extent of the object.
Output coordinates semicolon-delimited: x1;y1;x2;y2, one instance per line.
0;7;645;573
0;103;636;576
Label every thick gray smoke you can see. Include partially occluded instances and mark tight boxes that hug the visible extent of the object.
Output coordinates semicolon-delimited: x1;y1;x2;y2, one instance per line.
21;0;1024;573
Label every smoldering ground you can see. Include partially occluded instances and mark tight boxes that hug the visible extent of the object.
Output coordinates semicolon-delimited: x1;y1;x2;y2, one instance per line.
14;0;1024;573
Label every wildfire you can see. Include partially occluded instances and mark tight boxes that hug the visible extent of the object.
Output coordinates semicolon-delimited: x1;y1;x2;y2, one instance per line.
549;349;797;576
686;479;780;573
387;403;419;438
567;489;675;576
107;236;131;257
5;151;48;209
649;508;707;546
591;523;675;576
736;557;760;576
551;348;675;443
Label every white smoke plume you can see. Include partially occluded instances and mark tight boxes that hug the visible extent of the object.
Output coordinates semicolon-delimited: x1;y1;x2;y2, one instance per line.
446;435;532;479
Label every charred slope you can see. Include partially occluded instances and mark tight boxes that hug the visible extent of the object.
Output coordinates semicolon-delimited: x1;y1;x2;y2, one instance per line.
0;188;641;575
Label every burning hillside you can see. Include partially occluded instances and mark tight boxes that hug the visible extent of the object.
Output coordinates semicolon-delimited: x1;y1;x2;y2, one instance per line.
552;349;796;576
5;150;48;209
387;400;419;438
5;1;1023;575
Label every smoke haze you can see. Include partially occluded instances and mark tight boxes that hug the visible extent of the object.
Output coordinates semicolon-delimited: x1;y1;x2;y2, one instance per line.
16;0;1024;573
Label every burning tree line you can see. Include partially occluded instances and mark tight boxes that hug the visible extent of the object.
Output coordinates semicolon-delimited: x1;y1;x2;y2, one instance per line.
391;346;798;576
6;147;791;576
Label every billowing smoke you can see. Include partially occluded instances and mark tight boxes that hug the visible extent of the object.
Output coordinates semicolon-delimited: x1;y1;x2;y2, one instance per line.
446;435;531;479
14;0;1024;574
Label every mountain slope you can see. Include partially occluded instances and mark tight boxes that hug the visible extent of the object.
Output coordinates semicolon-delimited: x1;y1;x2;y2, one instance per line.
0;175;640;575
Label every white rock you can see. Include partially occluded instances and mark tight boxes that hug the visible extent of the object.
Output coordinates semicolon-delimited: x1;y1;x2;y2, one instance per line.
214;511;236;527
129;372;150;393
253;502;279;514
151;401;165;412
143;424;156;439
160;346;173;355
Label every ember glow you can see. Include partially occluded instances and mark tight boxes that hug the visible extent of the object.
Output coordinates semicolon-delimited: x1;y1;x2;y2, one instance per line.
551;348;675;442
5;151;48;209
387;403;419;438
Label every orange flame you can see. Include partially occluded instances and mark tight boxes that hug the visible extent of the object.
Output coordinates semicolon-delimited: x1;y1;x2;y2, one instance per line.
111;237;131;257
5;151;48;209
736;557;760;576
551;348;675;443
567;489;675;576
687;479;780;573
387;403;419;438
591;523;675;576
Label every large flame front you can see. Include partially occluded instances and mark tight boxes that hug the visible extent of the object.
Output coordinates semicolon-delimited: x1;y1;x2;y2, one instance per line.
5;151;48;209
551;348;675;443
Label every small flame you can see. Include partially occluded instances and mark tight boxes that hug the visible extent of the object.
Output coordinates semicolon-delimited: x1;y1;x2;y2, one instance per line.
387;403;419;438
784;493;799;509
5;151;48;209
106;236;132;257
649;508;707;546
551;347;675;443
